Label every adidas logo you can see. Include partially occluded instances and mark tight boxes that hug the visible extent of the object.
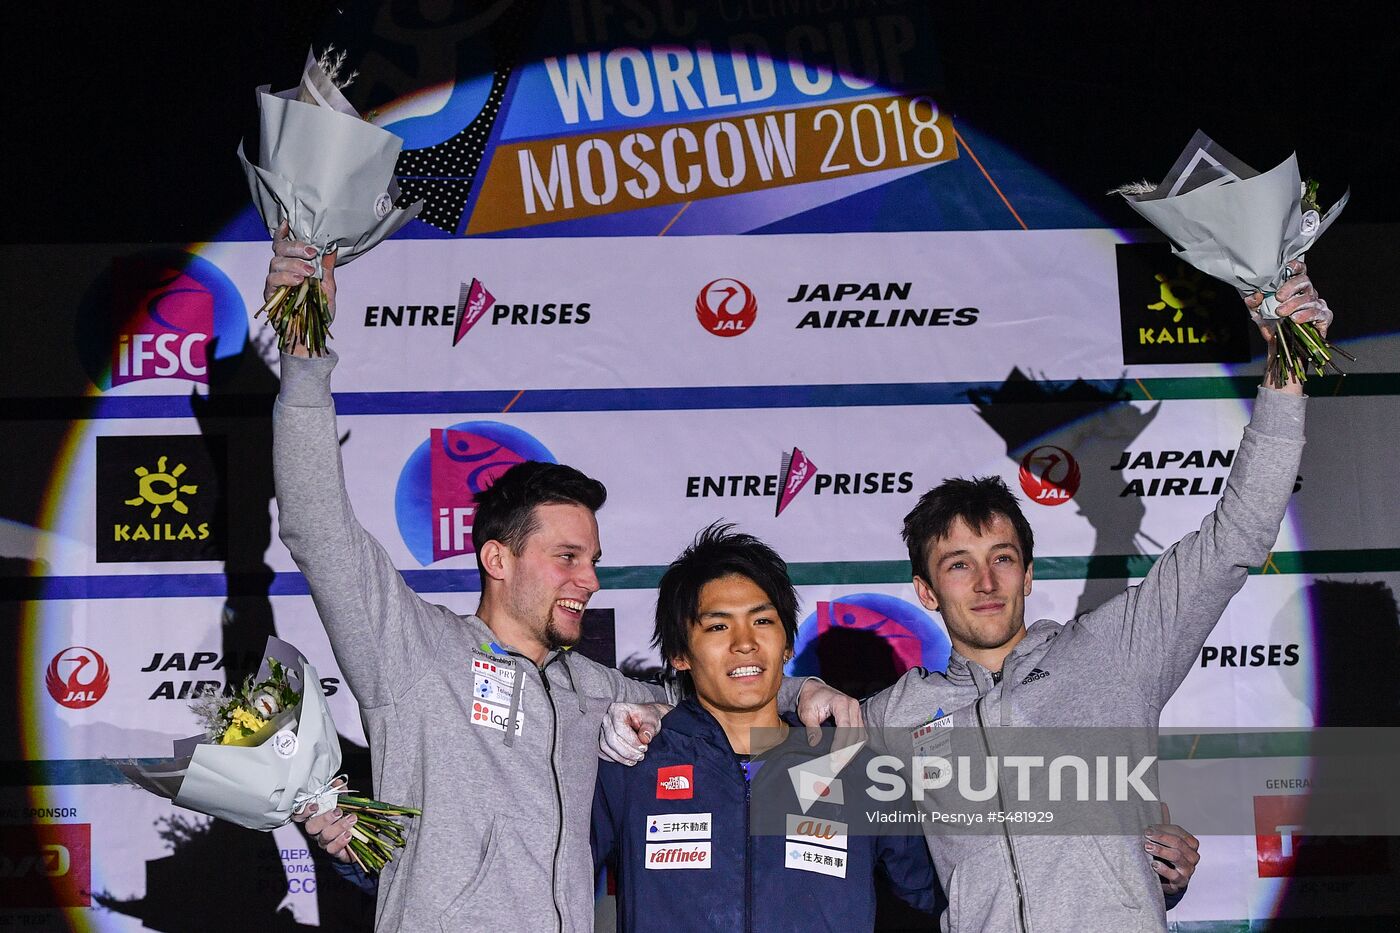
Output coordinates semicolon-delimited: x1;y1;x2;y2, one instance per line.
1020;667;1050;685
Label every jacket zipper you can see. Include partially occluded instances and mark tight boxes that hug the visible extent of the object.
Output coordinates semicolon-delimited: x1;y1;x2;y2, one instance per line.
536;658;566;933
976;692;1029;933
739;756;753;933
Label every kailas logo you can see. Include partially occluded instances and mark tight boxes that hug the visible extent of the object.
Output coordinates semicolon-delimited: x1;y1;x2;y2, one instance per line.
696;278;757;336
395;422;556;566
0;824;91;907
1115;243;1249;365
124;455;199;519
788;593;951;682
76;249;248;390
1019;445;1080;506
45;647;110;709
656;765;694;800
453;278;497;345
96;435;226;563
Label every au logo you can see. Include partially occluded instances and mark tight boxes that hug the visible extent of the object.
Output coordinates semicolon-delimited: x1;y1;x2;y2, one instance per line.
1115;243;1249;365
96;435;226;563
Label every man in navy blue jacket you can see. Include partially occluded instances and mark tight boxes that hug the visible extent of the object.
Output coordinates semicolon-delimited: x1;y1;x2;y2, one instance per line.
591;524;939;931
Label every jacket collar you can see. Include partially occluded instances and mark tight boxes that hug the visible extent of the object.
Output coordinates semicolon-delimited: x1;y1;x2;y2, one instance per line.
664;697;799;751
944;619;1060;691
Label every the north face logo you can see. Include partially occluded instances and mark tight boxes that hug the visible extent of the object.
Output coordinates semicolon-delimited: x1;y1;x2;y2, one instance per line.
656;765;694;799
1020;667;1050;685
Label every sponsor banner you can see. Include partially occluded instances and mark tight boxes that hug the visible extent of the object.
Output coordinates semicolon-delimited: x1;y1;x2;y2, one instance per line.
38;397;1400;605
192;232;1125;391
0;823;90;908
24;596;366;757
0;786;338;929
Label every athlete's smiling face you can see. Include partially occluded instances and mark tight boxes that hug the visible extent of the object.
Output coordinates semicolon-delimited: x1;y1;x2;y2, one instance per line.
500;502;601;650
672;574;791;715
913;513;1033;667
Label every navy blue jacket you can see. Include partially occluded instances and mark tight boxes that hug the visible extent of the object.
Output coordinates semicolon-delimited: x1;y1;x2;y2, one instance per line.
592;699;939;932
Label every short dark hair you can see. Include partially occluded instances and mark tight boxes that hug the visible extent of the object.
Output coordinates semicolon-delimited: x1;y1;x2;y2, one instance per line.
901;476;1034;583
471;461;607;556
653;522;799;666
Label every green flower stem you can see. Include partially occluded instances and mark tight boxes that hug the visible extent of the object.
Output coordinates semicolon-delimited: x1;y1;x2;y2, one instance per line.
254;278;333;357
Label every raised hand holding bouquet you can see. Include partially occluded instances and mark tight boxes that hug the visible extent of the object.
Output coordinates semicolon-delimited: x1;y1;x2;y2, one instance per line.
238;49;422;356
1115;130;1352;386
117;637;419;874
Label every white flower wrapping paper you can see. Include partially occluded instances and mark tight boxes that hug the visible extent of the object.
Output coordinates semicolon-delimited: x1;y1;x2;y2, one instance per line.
237;50;423;269
116;636;343;832
1119;130;1349;319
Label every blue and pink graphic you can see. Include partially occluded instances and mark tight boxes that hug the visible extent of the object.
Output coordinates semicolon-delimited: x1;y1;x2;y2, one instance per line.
75;250;248;390
395;422;556;566
787;593;950;685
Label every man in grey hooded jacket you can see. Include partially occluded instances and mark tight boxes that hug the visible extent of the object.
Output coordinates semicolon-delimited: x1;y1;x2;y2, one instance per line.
854;260;1328;932
264;228;852;931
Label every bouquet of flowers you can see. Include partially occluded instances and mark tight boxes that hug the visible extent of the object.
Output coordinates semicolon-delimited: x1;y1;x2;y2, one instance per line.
117;637;419;874
1115;130;1353;385
238;49;422;356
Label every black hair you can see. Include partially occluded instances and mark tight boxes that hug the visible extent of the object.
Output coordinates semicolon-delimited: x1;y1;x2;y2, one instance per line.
652;522;799;667
470;461;607;557
901;476;1035;583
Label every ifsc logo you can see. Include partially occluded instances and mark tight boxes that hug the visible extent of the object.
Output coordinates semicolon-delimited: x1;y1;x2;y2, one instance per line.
45;647;110;709
1018;445;1081;506
787;593;951;682
695;278;758;337
75;249;249;390
395;422;556;566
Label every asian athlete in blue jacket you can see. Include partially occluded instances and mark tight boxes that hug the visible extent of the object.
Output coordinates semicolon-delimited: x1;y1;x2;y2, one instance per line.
591;524;939;932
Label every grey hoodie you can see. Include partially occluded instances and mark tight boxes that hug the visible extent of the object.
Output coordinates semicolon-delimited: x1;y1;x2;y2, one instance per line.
863;387;1305;932
274;352;807;931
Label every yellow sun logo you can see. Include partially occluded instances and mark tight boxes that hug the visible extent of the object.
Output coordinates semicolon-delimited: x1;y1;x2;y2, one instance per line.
1147;266;1218;323
124;456;198;518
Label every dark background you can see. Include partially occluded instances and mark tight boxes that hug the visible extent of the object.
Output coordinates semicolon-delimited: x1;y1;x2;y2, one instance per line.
4;2;1396;245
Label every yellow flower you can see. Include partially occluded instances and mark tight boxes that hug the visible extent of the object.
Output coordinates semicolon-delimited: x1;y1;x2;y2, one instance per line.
220;707;265;744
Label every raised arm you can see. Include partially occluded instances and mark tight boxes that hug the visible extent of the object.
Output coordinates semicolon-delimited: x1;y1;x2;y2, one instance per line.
270;226;445;706
1077;262;1324;706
